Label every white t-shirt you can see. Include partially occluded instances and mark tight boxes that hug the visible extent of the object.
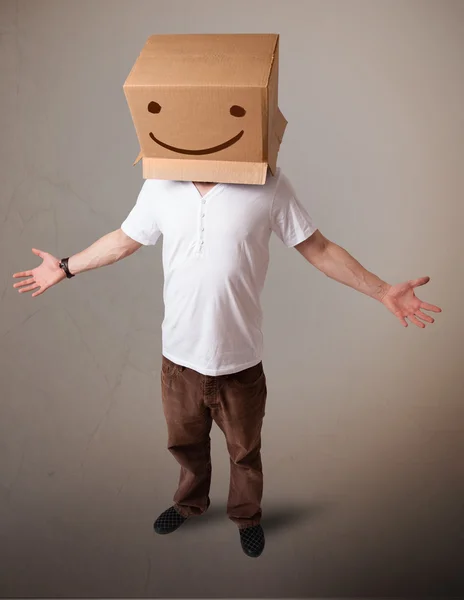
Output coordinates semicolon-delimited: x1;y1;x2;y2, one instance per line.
121;168;317;376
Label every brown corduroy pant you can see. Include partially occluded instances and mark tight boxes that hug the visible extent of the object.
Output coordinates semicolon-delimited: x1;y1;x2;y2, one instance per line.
160;355;267;529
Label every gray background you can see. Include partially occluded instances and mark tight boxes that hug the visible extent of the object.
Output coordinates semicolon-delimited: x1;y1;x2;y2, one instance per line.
1;0;463;597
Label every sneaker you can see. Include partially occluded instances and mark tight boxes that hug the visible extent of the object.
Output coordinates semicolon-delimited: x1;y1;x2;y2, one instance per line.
239;524;265;557
153;506;188;534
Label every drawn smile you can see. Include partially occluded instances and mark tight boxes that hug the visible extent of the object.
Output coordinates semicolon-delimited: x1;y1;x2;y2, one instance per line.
149;130;244;155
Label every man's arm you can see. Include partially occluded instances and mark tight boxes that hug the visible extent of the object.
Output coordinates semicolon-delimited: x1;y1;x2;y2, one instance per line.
67;228;142;275
13;228;142;297
294;230;442;327
294;229;391;301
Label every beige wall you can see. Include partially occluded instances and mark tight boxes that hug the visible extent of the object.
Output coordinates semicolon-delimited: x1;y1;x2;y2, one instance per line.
1;0;463;597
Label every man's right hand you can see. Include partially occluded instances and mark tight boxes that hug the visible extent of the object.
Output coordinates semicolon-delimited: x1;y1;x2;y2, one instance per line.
12;248;66;297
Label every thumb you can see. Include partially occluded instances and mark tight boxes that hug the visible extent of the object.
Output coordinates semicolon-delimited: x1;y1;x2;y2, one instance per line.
32;248;45;259
409;276;430;288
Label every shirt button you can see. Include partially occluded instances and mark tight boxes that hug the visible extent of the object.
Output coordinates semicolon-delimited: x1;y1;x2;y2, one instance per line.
202;199;206;204
201;227;205;232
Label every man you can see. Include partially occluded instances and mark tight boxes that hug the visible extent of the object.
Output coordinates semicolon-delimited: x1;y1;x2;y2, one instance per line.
12;168;441;558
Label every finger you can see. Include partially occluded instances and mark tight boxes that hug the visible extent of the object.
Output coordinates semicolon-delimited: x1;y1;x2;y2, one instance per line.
398;316;408;327
12;270;33;278
31;287;45;297
13;277;35;288
415;310;434;324
18;283;40;294
32;248;45;258
408;314;425;328
409;276;430;288
420;301;442;313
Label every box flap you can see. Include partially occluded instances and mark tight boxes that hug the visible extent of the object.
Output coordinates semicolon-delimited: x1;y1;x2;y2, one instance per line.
141;157;268;185
133;150;143;166
274;107;287;143
268;107;287;175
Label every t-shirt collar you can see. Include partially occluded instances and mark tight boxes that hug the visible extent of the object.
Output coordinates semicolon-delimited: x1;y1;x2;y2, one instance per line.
189;181;225;201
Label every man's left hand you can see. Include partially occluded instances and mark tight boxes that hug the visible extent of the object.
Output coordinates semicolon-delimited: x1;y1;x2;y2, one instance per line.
380;276;442;328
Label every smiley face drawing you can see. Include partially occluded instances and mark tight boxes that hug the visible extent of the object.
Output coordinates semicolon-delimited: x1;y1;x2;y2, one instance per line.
147;102;247;156
123;34;286;182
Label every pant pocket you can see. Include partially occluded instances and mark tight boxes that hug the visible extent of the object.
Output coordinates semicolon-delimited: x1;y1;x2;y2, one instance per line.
228;362;264;389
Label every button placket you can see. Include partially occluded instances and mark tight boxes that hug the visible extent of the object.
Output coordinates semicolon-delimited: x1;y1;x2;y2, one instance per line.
198;198;207;254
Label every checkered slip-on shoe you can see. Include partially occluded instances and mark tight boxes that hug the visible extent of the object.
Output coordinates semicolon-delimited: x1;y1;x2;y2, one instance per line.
153;506;188;535
239;524;265;557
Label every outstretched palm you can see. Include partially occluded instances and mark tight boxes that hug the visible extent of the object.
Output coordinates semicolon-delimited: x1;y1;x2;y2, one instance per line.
12;248;66;297
380;276;441;328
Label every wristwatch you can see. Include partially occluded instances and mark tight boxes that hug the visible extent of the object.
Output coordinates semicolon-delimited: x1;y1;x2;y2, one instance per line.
58;257;75;278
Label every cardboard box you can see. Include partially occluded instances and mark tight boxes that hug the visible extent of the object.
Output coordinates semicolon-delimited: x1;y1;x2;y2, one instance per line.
123;33;287;185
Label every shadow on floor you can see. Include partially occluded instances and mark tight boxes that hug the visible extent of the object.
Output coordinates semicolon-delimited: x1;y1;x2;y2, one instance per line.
262;500;330;534
182;499;332;532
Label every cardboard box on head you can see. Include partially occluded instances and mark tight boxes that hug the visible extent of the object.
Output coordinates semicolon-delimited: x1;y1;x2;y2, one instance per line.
123;33;287;185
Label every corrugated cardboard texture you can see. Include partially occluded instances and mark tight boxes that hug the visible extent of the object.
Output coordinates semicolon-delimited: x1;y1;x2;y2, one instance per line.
266;39;288;175
141;157;268;185
124;34;278;87
124;33;287;184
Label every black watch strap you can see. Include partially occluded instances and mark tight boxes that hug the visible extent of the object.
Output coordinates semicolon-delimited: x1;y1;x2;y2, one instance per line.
59;257;75;278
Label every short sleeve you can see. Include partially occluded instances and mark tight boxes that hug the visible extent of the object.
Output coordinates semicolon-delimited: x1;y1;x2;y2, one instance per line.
270;171;317;247
120;180;162;246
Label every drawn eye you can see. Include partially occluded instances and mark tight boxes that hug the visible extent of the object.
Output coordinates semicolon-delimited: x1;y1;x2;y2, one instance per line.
230;105;246;117
148;101;161;114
